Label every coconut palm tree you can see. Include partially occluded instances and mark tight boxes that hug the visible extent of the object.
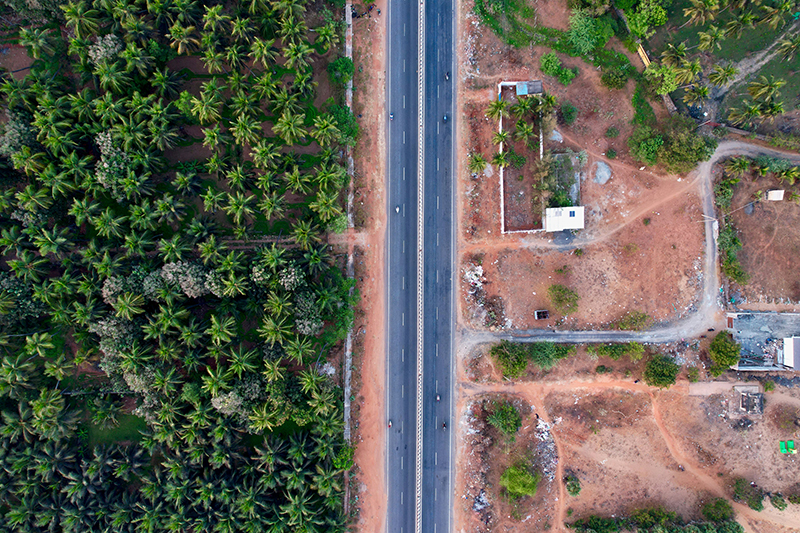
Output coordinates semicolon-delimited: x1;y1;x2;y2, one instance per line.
492;151;509;169
274;111;308;145
728;101;763;126
223;192;256;226
258;315;293;346
151;67;183;98
61;1;101;39
468;153;487;174
708;63;737;86
94;60;131;94
285;42;314;71
485;100;509;120
314;23;340;53
292;220;321;251
312;115;340;148
674;59;702;86
309;190;342;222
683;0;720;26
747;75;785;102
19;27;55;59
168;23;200;55
231;16;256;43
492;130;509;145
725;10;756;38
777;34;800;60
683;85;710;106
725;156;751;177
230;113;261;146
698;25;725;51
202;4;230;33
258;191;287;219
760;0;791;29
515;120;535;144
759;100;784;122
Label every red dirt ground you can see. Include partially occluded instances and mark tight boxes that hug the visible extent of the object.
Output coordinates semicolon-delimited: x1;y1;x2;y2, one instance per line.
724;165;800;309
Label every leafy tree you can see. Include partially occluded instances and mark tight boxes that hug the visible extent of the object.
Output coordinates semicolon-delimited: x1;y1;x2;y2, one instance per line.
628;0;669;38
486;100;509;120
643;354;680;388
565;473;581;496
468;152;487;174
566;10;608;55
698;25;725;51
683;0;720;26
709;64;738;87
733;477;764;511
708;331;740;376
777;34;800;60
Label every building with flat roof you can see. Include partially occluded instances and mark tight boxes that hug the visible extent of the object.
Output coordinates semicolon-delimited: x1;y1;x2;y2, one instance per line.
543;206;584;232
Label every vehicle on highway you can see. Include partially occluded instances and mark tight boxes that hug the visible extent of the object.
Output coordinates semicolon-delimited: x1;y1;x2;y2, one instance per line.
396;205;400;213
389;113;393;120
436;394;440;401
443;114;448;123
445;72;449;80
388;420;392;428
442;422;446;430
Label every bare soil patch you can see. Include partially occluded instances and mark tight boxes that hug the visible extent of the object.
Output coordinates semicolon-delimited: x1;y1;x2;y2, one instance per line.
726;171;800;308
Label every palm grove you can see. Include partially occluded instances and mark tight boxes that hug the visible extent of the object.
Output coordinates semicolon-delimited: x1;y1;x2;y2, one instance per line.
0;0;358;530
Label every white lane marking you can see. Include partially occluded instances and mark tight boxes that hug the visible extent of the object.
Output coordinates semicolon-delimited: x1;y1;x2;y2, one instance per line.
403;240;405;253
437;195;440;209
402;313;405;326
403;167;406;181
435;452;438;466
435;379;438;391
437;122;439;135
403;131;406;144
437;85;439;98
435;343;438;357
436;307;439;319
403;59;406;72
404;23;406;36
401;456;404;470
437;233;439;246
402;384;404;398
437;157;439;171
435;487;437;502
403;94;406;109
402;348;404;363
403;276;405;290
401;492;404;505
436;270;439;283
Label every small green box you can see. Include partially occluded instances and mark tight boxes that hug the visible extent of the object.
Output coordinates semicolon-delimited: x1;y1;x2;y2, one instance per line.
779;441;788;454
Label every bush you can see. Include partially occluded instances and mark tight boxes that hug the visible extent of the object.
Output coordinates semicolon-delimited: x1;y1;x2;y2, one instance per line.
788;493;800;505
708;331;740;376
717;223;749;285
763;380;775;392
500;461;541;499
714;178;739;211
486;400;522;437
702;498;734;522
327;57;354;85
540;52;577;86
606;148;617;159
631;507;678;528
587;342;645;361
595;364;612;373
529;342;575;370
548;284;579;315
732;478;764;511
565;473;581;496
571;515;620;533
687;367;699;382
601;68;629;90
628;126;663;165
567;9;608;55
613;311;651;331
605;126;619;138
329;104;359;146
561;103;578;125
632;83;657;126
489;340;529;379
659;116;717;174
643;354;680;388
771;494;787;511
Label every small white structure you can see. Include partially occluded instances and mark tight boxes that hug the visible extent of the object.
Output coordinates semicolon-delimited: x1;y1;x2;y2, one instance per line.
544;206;585;232
782;337;799;369
767;189;785;201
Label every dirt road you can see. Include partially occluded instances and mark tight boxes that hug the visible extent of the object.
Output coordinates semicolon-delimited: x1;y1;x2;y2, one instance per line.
461;140;800;350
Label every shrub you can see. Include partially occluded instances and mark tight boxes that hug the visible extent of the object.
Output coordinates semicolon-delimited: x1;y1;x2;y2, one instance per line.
718;223;749;285
702;498;734;522
327;57;354;85
489;340;529;379
708;331;740;376
614;311;651;331
595;364;612;373
732;478;764;511
329;104;359;146
600;66;630;90
561;103;578;125
632;84;657;126
570;515;620;533
557;67;577;85
548;284;579;315
486;400;522;437
628;126;663;165
631;507;678;528
500;461;541;499
606;148;617;159
567;9;607;55
565;473;581;496
540;52;563;77
605;126;619;138
763;380;775;392
771;494;787;511
333;444;355;470
687;367;699;382
659;116;717;174
587;343;643;361
643;354;679;388
788;493;800;505
714;177;739;212
529;342;575;370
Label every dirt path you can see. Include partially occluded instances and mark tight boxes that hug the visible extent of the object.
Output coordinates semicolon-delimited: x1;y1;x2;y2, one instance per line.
460;378;800;531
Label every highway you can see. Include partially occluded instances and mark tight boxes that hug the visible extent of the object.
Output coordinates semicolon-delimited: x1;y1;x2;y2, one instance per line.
385;0;455;531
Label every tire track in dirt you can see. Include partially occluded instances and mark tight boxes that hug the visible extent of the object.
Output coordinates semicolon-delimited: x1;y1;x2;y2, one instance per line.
460;378;800;531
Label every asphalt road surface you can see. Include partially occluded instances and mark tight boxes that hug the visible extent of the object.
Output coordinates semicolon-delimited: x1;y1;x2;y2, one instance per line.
385;0;455;531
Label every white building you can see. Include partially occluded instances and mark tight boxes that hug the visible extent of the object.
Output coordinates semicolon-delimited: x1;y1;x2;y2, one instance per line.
544;206;584;232
782;337;798;369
